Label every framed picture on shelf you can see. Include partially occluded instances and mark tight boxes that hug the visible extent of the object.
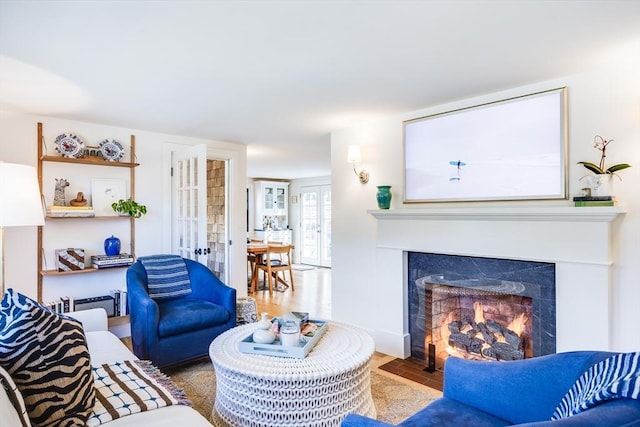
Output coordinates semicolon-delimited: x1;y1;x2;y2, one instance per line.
91;178;126;216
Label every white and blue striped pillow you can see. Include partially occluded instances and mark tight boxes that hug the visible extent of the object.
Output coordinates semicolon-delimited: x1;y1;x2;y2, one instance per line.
552;351;640;419
139;255;192;300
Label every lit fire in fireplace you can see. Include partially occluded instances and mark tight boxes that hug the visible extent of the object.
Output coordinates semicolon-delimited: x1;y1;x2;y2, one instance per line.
440;301;528;361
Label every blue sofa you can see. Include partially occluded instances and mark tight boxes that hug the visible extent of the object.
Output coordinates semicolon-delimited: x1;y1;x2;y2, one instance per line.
343;351;640;426
126;258;236;368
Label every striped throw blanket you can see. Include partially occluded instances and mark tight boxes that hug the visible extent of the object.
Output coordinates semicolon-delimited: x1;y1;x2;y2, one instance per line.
552;352;640;419
139;255;192;300
87;360;191;426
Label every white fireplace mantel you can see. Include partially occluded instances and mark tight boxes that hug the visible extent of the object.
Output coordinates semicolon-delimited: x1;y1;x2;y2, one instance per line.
368;206;625;222
368;205;626;358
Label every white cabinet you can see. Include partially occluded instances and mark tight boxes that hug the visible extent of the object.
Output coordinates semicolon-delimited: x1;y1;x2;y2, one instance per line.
253;181;289;231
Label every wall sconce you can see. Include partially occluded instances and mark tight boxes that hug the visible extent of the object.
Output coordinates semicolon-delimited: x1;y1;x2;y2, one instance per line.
347;145;369;184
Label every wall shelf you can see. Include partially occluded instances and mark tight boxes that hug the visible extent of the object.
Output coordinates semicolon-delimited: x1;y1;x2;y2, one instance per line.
36;122;138;308
45;215;134;220
40;154;139;168
40;265;130;276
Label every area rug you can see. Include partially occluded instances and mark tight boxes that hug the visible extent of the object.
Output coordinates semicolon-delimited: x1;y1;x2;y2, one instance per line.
165;359;438;424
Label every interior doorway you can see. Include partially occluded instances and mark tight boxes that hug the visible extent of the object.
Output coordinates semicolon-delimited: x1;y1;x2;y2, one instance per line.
206;159;227;278
171;144;229;283
300;185;331;267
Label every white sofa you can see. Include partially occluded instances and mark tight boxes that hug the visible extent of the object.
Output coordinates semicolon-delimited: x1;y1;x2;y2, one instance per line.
1;308;213;427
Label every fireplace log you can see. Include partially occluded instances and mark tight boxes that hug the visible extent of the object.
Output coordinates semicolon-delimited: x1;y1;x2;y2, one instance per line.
449;332;471;349
491;342;524;361
448;333;485;355
448;321;462;334
477;322;496;345
447;315;526;361
462;318;477;330
486;319;505;335
468;338;484;354
503;329;522;348
481;346;497;359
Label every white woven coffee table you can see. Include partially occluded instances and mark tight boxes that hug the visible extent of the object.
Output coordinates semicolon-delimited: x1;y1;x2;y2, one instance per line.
209;321;376;427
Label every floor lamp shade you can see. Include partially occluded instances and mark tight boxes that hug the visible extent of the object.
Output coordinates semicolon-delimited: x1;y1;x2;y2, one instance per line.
0;162;45;295
0;162;45;227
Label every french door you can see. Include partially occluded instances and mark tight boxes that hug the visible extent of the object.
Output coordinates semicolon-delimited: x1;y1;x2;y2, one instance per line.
171;144;208;266
300;185;331;267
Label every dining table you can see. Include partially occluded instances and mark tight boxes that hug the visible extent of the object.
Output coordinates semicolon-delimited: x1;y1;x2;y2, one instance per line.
247;242;294;293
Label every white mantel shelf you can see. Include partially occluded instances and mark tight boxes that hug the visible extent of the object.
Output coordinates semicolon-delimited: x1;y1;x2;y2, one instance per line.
368;206;626;222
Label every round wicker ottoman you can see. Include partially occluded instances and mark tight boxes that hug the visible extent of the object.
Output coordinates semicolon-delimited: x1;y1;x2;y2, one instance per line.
209;322;376;427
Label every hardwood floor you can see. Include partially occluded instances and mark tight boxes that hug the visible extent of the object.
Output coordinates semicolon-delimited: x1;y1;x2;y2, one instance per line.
250;266;331;319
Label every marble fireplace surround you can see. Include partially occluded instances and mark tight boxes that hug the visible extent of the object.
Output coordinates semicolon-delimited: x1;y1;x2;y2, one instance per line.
369;206;625;359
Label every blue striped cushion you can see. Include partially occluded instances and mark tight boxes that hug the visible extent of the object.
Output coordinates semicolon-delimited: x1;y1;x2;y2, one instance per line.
552;352;640;419
139;255;192;300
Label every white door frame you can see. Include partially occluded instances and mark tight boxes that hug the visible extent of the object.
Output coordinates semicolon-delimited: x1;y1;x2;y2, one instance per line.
161;142;248;297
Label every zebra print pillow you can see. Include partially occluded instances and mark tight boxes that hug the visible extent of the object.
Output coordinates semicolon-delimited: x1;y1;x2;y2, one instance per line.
0;365;31;427
0;289;95;427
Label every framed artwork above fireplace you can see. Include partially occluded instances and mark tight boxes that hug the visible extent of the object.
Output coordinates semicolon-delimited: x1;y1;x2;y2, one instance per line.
403;87;568;203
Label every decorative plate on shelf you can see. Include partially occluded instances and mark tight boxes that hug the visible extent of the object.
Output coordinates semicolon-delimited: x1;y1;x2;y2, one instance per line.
54;134;85;158
99;139;124;162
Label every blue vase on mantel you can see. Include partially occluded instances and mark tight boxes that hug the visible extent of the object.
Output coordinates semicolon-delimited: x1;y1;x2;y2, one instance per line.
104;235;121;256
376;185;392;209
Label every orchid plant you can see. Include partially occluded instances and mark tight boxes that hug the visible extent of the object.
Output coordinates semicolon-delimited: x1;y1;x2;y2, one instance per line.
577;135;631;179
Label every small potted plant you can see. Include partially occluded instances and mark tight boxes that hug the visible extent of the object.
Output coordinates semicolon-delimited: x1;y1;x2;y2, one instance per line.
578;135;631;196
111;199;147;218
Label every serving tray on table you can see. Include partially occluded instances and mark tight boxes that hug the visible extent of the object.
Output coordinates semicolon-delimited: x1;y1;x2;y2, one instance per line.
238;319;328;358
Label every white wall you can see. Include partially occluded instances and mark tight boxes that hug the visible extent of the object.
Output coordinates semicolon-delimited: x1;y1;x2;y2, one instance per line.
331;38;640;353
0;111;247;303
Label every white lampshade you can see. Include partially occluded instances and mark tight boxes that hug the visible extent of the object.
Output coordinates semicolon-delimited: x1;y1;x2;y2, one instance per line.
347;145;362;163
0;162;45;227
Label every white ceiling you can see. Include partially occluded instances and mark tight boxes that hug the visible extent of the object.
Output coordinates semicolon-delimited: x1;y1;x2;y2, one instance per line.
1;1;639;179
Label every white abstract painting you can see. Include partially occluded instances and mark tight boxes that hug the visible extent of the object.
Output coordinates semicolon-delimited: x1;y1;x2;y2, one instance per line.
404;88;567;202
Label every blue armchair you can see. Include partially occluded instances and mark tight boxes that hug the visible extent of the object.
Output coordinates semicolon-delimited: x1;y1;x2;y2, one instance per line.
343;351;640;427
126;257;236;368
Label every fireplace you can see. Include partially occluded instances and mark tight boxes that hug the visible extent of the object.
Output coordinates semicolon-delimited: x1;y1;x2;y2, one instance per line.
368;207;623;359
408;252;556;371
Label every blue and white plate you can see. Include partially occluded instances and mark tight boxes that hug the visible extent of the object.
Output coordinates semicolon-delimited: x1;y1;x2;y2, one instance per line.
99;139;124;162
54;133;85;158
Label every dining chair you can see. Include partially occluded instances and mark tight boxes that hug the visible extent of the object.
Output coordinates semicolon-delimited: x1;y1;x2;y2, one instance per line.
256;244;295;293
247;252;258;291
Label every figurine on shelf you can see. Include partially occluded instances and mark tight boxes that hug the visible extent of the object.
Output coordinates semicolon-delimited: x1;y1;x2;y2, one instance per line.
69;191;87;206
53;178;69;206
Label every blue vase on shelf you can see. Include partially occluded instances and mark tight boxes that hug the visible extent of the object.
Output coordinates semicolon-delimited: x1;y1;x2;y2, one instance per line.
104;235;121;256
376;186;392;209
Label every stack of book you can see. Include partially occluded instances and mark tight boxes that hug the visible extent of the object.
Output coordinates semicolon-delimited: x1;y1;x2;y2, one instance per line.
91;253;135;269
44;296;74;313
110;289;128;316
47;205;95;217
573;196;616;207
